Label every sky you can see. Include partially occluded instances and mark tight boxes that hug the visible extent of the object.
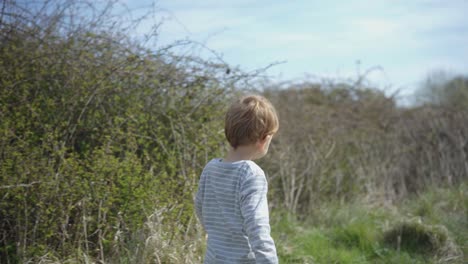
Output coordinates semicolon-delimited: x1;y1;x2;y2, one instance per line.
127;0;468;101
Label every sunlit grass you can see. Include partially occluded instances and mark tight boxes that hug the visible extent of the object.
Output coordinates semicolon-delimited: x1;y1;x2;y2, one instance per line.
272;183;466;264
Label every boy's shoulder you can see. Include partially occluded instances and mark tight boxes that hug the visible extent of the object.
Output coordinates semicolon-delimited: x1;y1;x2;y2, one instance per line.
242;160;264;176
205;158;264;176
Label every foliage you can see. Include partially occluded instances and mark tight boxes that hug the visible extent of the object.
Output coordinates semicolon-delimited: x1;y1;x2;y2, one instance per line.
416;71;468;110
261;79;468;216
0;0;243;262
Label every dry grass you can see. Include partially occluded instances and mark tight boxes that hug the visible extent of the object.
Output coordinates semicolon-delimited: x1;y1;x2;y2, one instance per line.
383;220;463;263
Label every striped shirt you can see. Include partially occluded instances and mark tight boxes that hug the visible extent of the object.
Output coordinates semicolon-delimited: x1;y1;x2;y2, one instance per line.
195;158;278;264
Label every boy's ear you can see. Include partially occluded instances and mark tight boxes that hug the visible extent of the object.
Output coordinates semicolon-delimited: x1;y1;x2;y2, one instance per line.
259;134;272;144
256;136;267;147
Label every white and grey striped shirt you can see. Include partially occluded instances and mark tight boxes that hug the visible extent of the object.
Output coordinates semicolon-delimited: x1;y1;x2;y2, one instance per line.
195;158;278;264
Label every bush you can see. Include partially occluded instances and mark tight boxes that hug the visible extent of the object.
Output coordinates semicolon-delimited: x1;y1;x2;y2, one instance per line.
382;220;462;262
0;0;245;261
261;79;468;216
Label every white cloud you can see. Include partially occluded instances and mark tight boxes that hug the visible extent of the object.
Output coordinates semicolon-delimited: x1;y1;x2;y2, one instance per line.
352;18;400;37
131;0;468;95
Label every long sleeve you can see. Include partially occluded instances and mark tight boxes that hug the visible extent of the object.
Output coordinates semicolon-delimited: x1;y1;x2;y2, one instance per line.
240;172;278;264
195;173;205;228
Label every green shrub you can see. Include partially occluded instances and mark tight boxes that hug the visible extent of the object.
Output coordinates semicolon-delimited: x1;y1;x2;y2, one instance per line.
382;220;462;262
0;0;236;262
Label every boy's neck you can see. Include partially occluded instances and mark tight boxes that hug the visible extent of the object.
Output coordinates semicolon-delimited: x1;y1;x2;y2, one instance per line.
224;144;259;162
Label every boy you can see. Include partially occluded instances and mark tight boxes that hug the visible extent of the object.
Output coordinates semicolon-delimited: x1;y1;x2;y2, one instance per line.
195;95;279;263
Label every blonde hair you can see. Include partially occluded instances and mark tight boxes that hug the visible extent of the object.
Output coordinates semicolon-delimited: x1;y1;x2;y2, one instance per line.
225;95;279;148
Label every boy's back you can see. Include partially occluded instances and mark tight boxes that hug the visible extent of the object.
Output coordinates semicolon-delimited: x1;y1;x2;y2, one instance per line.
195;158;277;263
195;94;279;263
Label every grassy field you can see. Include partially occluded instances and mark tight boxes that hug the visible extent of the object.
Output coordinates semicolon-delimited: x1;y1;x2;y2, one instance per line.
272;184;467;264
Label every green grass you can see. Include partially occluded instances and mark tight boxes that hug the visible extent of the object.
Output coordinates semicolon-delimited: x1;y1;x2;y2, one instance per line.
272;183;467;264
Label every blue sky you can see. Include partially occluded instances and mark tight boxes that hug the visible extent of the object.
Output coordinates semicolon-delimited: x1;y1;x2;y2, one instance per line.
128;0;468;99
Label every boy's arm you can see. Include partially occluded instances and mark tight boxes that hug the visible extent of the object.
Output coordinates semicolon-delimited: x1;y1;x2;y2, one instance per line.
195;174;205;229
240;172;278;264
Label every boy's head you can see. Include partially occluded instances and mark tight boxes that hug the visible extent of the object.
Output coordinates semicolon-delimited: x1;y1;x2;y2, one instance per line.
225;95;279;149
